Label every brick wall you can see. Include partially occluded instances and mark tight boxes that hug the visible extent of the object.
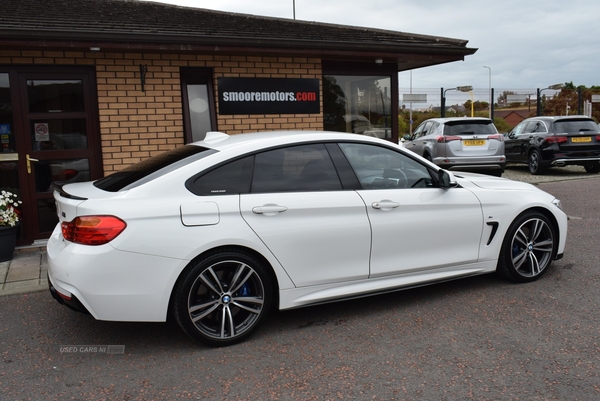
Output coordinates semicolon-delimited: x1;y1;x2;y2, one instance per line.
0;50;324;175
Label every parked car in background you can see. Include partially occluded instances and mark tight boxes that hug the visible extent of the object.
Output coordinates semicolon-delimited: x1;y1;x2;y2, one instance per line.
403;117;505;176
47;131;567;346
505;116;600;174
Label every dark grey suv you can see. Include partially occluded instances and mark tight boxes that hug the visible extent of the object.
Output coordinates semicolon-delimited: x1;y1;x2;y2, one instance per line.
505;116;600;174
402;117;506;176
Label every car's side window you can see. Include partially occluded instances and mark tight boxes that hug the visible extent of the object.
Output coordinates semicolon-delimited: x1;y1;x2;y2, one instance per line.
251;144;342;193
524;121;540;134
191;156;254;195
536;122;548;133
339;143;434;189
510;122;526;138
411;122;425;140
420;122;432;137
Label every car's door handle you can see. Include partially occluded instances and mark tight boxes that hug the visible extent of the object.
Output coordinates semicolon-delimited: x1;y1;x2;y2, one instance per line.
252;205;288;216
372;200;401;210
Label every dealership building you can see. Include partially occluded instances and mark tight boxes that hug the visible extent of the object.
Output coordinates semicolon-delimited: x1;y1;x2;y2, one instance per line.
0;0;476;244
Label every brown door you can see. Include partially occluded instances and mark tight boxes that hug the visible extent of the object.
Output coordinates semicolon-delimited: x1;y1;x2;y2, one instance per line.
0;67;102;245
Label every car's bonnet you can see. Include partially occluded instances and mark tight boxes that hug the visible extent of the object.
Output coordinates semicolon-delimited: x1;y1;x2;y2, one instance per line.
453;172;538;191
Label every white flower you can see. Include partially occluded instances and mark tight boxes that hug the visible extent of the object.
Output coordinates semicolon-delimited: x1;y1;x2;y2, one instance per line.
0;190;21;226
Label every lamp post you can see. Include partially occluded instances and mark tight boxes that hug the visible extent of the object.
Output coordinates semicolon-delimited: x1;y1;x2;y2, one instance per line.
483;66;491;119
441;86;473;118
536;83;564;116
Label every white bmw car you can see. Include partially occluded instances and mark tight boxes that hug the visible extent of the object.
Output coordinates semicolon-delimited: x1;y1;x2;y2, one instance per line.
47;131;567;346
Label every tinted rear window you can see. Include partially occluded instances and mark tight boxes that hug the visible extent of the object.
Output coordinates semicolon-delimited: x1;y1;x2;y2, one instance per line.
554;119;598;133
94;145;215;192
443;121;497;136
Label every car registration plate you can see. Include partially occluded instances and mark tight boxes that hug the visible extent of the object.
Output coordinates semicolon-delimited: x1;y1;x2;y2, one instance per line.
463;139;486;146
571;137;591;143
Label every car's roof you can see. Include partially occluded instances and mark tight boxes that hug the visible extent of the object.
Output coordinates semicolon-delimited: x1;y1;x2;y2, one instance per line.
424;117;493;123
191;130;391;152
525;115;593;122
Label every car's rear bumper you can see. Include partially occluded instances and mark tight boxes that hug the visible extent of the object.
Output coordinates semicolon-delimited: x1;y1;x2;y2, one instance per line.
47;228;186;322
434;156;506;173
550;157;600;166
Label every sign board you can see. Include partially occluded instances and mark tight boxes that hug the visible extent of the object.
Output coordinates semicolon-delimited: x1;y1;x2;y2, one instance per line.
591;95;600;103
218;78;320;115
34;123;50;142
506;94;529;103
402;94;427;103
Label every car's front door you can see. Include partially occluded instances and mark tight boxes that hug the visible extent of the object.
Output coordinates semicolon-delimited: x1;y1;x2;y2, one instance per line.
240;143;371;287
338;143;483;278
403;121;429;156
505;121;535;163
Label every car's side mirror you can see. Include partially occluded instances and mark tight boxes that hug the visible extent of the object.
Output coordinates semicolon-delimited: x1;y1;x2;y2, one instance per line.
438;169;456;189
403;134;412;141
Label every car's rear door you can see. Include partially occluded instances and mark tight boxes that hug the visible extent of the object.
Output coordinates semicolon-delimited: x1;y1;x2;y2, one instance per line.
338;142;483;278
240;143;371;287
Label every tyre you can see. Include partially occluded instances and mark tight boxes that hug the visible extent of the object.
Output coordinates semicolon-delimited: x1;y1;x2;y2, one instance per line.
528;149;545;175
497;211;555;283
584;164;600;174
172;249;272;346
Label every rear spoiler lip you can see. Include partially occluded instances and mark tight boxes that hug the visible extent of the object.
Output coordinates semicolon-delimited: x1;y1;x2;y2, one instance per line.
52;182;88;201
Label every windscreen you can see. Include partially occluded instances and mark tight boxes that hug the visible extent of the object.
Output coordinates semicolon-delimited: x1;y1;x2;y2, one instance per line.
94;145;215;192
443;121;497;136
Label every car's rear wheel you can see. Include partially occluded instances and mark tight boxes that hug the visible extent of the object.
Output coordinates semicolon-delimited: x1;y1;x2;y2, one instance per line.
528;149;545;175
584;164;600;174
172;249;272;346
497;211;555;283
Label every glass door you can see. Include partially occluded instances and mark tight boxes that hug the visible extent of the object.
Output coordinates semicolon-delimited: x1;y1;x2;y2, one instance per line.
0;73;22;240
1;67;102;245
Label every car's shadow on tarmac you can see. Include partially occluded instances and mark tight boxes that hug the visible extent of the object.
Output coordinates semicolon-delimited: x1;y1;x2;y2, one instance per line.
38;271;514;352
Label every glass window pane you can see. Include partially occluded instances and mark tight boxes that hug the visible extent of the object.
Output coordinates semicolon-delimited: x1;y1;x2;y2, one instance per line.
193;156;253;196
31;119;88;151
27;80;85;113
187;84;212;142
0;73;17;153
339;143;433;189
252;144;342;193
34;158;90;193
324;75;392;139
37;198;58;233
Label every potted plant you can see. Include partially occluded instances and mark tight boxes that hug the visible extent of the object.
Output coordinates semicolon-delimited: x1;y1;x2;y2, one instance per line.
0;189;22;262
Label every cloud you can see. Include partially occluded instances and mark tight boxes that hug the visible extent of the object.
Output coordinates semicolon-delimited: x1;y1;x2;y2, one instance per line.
147;0;600;91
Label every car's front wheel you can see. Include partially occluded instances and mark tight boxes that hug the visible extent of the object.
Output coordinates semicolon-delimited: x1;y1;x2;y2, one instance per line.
497;211;555;283
528;149;545;175
172;249;272;346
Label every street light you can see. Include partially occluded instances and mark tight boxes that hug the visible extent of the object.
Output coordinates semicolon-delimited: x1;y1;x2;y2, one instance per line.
441;86;473;117
483;66;491;118
536;83;564;116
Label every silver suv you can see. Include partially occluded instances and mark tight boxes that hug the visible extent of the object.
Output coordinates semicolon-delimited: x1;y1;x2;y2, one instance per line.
403;117;506;176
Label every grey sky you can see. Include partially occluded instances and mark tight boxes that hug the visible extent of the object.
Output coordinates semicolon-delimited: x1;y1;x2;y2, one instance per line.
147;0;599;106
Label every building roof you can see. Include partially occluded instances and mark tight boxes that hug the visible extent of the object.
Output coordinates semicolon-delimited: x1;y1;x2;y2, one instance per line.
0;0;477;71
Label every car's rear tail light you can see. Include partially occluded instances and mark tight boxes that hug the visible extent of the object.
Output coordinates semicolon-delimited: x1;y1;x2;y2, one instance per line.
487;134;504;141
61;216;126;246
596;135;600;142
437;135;462;143
545;136;568;144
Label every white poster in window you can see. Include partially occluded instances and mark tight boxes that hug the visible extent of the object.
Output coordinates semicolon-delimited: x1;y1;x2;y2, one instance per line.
34;123;50;142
